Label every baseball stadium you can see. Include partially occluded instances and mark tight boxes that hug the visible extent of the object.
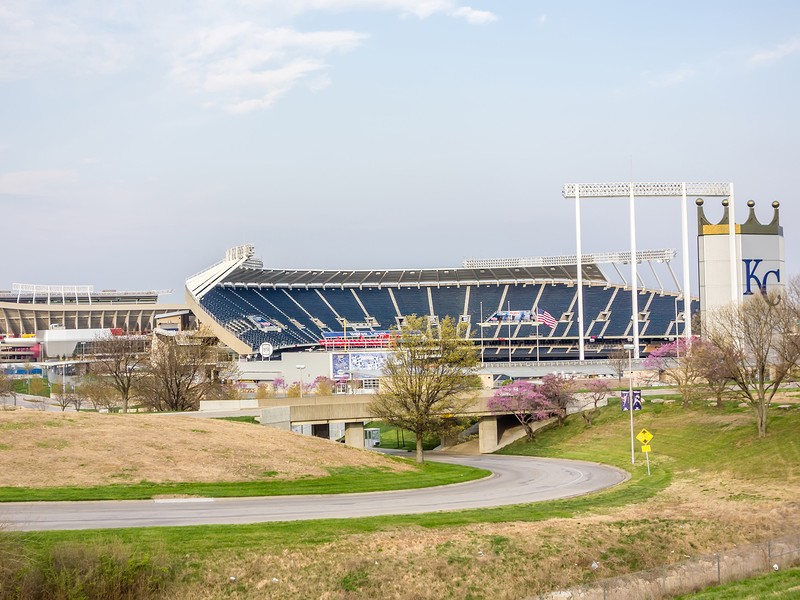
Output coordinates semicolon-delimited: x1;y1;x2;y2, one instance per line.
0;184;784;373
185;244;694;363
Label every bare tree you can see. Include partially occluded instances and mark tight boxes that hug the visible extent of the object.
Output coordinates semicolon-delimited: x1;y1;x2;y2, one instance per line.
0;373;18;408
581;379;610;427
91;335;149;413
139;331;236;412
705;290;800;437
608;348;628;385
369;315;481;464
75;374;118;411
51;382;72;412
643;338;704;407
691;340;732;407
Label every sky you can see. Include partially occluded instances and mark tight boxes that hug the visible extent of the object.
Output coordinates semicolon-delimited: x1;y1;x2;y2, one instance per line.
1;1;799;302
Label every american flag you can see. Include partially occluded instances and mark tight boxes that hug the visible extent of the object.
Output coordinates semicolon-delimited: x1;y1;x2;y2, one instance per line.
537;309;557;329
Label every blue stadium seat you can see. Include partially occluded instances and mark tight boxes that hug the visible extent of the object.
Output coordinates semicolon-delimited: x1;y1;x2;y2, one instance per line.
392;287;431;317
355;288;399;329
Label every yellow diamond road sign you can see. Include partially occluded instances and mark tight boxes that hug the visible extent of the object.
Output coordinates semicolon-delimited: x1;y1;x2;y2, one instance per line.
636;428;653;445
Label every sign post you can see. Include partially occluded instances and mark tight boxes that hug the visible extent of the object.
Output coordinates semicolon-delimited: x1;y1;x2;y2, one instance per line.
621;389;642;464
636;428;653;476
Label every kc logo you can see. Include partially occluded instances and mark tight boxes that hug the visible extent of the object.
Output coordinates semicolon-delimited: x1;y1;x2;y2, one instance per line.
742;259;781;296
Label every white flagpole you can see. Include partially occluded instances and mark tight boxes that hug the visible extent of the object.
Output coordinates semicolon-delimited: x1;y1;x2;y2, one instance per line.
507;301;512;365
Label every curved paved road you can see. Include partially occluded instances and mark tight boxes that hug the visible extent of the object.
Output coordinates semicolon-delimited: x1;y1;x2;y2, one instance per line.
0;455;628;531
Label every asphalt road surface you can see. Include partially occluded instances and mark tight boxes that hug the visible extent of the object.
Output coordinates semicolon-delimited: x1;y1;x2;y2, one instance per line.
1;455;627;531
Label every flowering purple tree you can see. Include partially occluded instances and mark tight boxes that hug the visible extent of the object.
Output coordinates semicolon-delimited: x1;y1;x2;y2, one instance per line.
272;377;287;397
643;337;703;407
488;381;552;440
540;374;575;426
581;379;610;427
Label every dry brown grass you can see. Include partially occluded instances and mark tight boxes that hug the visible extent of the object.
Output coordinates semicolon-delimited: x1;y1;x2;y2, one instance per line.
160;405;800;599
0;410;410;487
170;473;800;599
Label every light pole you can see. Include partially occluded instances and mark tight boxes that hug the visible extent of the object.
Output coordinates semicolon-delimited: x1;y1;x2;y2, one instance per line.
623;343;635;465
479;301;484;364
674;296;681;357
295;365;306;398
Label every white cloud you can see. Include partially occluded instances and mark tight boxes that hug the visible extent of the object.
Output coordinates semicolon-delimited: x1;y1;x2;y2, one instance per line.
747;37;800;68
0;0;496;111
0;1;134;79
537;14;547;26
451;6;497;25
644;67;697;88
0;169;78;196
243;0;496;22
170;25;368;113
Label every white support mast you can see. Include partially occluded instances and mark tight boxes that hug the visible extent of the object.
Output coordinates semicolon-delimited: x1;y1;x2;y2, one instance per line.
575;187;585;361
680;183;692;340
563;181;733;350
629;184;640;359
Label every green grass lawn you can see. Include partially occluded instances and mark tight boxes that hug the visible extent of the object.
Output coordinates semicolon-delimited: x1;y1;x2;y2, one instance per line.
497;398;800;480
12;377;50;397
365;421;441;452
0;460;488;502
8;403;694;552
213;415;259;424
675;566;800;599
4;399;798;598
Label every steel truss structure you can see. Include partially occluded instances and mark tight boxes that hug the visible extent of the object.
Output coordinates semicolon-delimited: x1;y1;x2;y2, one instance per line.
562;181;734;360
562;182;732;198
463;249;676;269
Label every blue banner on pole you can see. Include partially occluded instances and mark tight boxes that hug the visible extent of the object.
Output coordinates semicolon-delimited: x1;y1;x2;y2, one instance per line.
621;390;642;411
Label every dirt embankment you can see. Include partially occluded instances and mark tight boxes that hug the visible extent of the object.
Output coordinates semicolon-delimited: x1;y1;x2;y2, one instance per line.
0;410;408;488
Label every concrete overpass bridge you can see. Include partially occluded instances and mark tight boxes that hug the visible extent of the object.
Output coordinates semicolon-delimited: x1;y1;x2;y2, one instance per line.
260;391;597;453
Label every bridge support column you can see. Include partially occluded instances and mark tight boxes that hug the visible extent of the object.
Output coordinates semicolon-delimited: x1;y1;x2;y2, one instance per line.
344;422;365;448
478;415;499;454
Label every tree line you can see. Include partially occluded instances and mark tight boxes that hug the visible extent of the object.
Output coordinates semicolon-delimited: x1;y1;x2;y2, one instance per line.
0;329;238;413
644;284;800;438
370;283;800;464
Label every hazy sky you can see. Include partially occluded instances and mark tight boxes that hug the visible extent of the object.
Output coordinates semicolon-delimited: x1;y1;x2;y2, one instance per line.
2;1;798;301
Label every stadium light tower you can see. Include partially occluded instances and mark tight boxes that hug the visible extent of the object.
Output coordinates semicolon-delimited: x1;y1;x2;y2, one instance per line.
562;182;734;361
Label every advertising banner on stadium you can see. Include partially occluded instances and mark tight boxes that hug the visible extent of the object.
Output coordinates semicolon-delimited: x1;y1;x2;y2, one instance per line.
332;352;389;378
248;315;282;332
486;310;533;323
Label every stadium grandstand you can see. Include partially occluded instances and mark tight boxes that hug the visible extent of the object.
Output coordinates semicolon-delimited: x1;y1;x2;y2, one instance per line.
0;284;187;361
187;245;698;363
0;284;184;335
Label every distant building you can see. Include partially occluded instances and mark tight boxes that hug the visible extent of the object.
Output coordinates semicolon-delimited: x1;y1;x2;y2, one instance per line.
0;283;187;361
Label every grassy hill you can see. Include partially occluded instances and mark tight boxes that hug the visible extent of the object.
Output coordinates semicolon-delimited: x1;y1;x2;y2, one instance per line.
0;410;484;501
2;400;799;599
